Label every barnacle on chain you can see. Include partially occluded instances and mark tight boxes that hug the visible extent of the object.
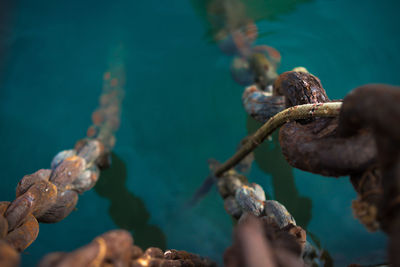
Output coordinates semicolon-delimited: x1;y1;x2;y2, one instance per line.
217;170;248;199
235;184;266;216
263;200;296;229
242;84;286;123
224;196;243;219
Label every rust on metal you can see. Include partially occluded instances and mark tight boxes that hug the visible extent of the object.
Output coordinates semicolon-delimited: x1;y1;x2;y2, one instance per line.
4;214;39;252
38;230;216;267
0;241;20;267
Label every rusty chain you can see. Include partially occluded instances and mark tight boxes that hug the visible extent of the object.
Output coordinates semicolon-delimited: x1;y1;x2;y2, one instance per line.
37;230;216;267
208;157;329;266
201;1;399;266
0;1;398;266
0;48;218;267
0;55;124;255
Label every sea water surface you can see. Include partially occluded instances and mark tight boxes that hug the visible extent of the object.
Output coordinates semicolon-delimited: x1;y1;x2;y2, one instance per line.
0;0;399;266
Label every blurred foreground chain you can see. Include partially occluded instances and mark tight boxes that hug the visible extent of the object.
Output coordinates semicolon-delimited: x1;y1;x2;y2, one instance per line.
0;46;125;264
207;159;329;267
38;229;216;267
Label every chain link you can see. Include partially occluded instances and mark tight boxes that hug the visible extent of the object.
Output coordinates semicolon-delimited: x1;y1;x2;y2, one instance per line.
37;230;216;267
1;2;398;266
0;52;124;255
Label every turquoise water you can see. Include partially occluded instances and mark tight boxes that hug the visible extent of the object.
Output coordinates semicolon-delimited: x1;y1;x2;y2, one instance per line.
0;0;399;266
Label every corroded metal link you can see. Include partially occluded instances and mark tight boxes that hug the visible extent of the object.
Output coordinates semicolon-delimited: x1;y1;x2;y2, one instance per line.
4;198;32;233
350;166;383;232
208;4;396;264
279;118;377;177
0;203;9;238
224;214;304;267
162;249;216;266
49;144;101;194
0;47;124;256
38;238;106;267
49;155;86;191
11;163;85;225
5;180;57;230
249;52;278;89
205;8;311;264
4;213;39;252
0;241;20;267
337;84;400;140
100;230;133;263
0;216;7;239
71;165;100;194
242;84;286;123
36;190;78;223
38;230;133;267
132;247;216;266
75;139;103;166
16;169;52;197
51;151;76;170
235;184;266;217
2;111;118;244
274;71;329;107
214;102;342;178
74;138;109;171
212;159;297;228
1;202;39;252
38;230;216;267
337;84;400;265
209;159;322;265
275;71;378;177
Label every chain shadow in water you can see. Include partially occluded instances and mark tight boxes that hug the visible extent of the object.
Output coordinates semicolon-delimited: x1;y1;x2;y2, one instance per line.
94;153;167;250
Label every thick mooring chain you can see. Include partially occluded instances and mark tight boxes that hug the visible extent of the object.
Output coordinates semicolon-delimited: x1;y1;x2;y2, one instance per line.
0;57;124;255
208;158;328;267
203;1;399;266
37;230;216;267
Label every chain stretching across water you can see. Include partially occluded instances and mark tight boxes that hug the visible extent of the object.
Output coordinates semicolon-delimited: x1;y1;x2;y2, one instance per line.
0;47;217;267
0;49;125;253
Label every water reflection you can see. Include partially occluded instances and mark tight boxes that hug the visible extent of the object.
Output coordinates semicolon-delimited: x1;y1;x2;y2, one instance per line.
94;153;167;250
